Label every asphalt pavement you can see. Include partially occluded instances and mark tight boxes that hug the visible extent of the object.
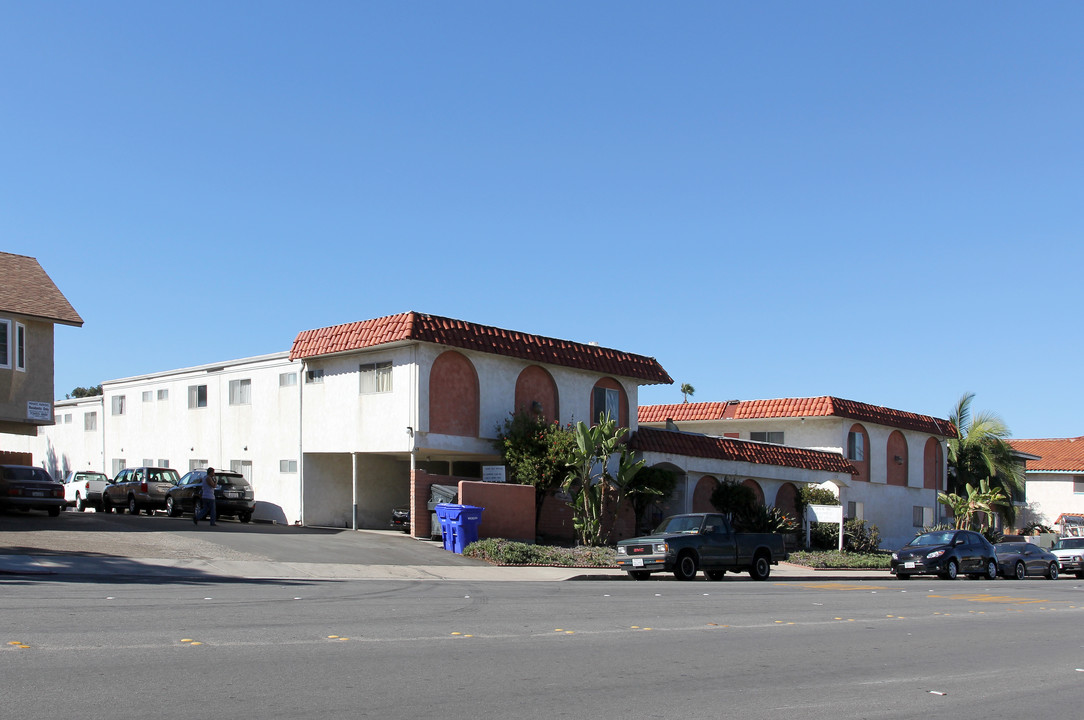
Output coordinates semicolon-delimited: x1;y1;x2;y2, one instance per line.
0;509;892;582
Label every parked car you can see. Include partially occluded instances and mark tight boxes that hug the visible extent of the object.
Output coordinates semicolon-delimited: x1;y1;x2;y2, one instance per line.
62;470;110;511
994;542;1059;580
891;530;998;580
615;512;789;581
0;465;65;516
391;505;410;532
165;469;255;522
1049;537;1084;579
101;467;180;515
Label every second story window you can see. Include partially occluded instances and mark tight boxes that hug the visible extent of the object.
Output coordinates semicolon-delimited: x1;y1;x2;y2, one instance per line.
279;372;297;387
85;411;97;431
0;319;9;369
750;431;784;444
360;362;392;393
229;378;252;405
593;386;619;423
111;395;126;416
15;322;25;371
847;431;865;461
305;369;324;384
188;384;208;408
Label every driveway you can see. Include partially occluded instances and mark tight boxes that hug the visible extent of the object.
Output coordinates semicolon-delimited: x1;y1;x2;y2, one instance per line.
0;509;483;567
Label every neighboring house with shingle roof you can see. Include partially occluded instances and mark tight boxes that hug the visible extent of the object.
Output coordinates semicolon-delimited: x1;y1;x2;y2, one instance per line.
1007;436;1084;534
0;252;82;444
638;397;956;547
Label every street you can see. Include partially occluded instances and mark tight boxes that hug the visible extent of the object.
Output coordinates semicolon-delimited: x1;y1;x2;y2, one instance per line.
2;514;1082;720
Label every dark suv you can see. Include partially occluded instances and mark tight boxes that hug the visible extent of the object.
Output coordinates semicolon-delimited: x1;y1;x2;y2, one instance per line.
101;467;180;515
165;469;255;523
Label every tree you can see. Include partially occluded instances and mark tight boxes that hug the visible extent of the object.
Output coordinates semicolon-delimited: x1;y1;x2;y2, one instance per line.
562;415;644;546
709;477;757;523
938;479;1009;530
494;411;576;532
68;385;102;399
947;392;1024;526
627;466;677;535
680;383;695;403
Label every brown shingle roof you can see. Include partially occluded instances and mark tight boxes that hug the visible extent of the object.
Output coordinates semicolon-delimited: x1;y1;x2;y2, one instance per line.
0;252;83;326
638;396;955;437
290;312;673;384
1008;437;1084;472
629;427;858;475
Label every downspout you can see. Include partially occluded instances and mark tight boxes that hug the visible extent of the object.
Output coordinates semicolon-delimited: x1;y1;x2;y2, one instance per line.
298;359;305;526
352;452;358;531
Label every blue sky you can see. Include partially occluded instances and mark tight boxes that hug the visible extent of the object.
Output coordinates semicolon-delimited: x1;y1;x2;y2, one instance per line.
4;2;1081;439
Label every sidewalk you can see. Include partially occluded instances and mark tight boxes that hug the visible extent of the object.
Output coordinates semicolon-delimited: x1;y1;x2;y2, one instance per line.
0;553;893;582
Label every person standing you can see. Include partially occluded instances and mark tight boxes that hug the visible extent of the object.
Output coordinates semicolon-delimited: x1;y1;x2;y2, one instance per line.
193;467;218;526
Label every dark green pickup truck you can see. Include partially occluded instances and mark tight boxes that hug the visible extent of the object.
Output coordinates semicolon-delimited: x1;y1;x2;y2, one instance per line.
616;513;789;581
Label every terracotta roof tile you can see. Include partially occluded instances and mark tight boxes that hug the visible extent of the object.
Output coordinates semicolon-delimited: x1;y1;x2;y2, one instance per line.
290;312;673;384
1008;437;1084;472
638;396;955;437
0;252;83;326
629;427;858;475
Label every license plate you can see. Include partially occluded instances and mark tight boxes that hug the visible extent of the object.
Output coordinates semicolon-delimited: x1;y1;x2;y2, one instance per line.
31;491;44;497
632;558;644;567
225;492;240;499
904;561;916;569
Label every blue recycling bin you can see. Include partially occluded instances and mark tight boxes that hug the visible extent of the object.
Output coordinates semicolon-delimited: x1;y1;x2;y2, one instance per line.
433;503;485;554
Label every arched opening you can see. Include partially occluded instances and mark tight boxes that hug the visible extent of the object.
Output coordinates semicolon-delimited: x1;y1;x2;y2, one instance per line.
590;377;629;428
923;437;943;491
514;366;559;423
742;478;765;506
887;430;908;487
428;351;480;437
847;423;870;482
775;482;800;521
692;475;718;513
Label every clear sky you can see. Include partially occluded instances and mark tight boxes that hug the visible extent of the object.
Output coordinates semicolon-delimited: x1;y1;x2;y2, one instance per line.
4;2;1081;440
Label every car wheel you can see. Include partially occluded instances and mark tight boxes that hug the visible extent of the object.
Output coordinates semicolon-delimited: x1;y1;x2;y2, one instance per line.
48;506;61;517
705;570;725;581
1047;562;1059;580
128;497;138;515
673;553;698;581
194;498;204;518
984;559;998;580
1013;561;1026;580
75;494;86;512
629;571;651;581
941;559;959;580
238;512;252;524
749;553;772;581
165;496;178;517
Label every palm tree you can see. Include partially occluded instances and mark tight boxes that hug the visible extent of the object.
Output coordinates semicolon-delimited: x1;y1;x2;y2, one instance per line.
947;392;1024;527
680;383;695;403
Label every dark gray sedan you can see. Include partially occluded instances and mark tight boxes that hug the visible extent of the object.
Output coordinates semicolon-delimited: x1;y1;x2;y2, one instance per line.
0;465;65;516
994;542;1059;580
891;530;998;580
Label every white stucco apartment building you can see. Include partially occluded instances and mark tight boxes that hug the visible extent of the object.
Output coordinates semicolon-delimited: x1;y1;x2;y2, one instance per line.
638;397;956;548
1008;436;1084;535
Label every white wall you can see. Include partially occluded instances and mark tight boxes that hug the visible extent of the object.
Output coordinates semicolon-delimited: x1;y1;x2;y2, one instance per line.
1025;473;1084;527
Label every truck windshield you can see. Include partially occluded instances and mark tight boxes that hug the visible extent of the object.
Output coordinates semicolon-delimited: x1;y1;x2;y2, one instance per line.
654;516;703;534
1053;538;1084;550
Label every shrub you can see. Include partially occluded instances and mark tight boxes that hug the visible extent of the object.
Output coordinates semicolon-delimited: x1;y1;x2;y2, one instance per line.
462;538;617;567
787;550;892;569
843;518;881;553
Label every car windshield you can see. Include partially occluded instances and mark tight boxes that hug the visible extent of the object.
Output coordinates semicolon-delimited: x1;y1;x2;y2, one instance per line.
910;531;954;547
78;473;108;481
148;469;180;484
2;466;52;482
654;516;704;534
1053;538;1084;550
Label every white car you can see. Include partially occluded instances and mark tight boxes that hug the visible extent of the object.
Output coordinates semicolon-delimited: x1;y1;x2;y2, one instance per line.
62;470;111;511
1049;537;1084;579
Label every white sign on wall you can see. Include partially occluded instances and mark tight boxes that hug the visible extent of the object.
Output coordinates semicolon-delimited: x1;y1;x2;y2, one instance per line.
482;465;507;483
27;401;52;421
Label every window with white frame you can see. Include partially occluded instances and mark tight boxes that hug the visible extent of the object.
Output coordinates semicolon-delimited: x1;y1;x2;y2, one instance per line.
189;459;209;471
279;372;297;387
750;431;784;444
305;369;324;384
0;319;9;368
143;458;154;467
229;378;252;405
64;414;72;424
188;384;208;408
360;362;393;393
15;322;25;371
847;431;865;461
1074;476;1084;494
158;459;170;468
280;459;298;473
912;506;934;528
111;395;126;415
157;389;168;401
112;459;127;476
85;411;97;431
230;460;252;481
847;501;864;520
592;386;619;423
143;391;153;402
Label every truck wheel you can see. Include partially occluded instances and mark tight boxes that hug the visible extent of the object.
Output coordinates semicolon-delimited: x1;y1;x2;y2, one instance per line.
628;571;650;581
705;570;725;581
749;554;771;581
673;553;698;581
75;494;86;512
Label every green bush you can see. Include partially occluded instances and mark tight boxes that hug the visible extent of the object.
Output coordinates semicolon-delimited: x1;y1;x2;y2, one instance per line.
808;522;841;550
843;518;881;553
787;550;892;569
462;538;617;567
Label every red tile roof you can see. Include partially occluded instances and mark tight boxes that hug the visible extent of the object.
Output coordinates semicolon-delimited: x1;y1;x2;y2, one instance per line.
1008;437;1084;472
0;252;83;326
290;312;673;384
638;396;955;437
629;427;858;475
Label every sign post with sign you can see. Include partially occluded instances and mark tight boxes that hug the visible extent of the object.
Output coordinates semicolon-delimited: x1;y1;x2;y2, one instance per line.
806;503;844;551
